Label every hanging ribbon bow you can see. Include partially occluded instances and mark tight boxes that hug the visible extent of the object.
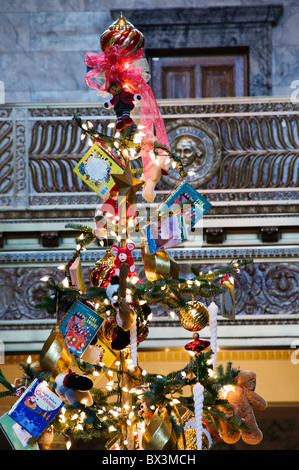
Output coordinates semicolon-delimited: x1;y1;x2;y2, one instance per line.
84;45;169;172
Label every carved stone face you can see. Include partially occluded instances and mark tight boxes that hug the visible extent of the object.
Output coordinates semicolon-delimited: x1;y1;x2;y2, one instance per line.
267;267;298;300
174;137;205;167
163;120;222;189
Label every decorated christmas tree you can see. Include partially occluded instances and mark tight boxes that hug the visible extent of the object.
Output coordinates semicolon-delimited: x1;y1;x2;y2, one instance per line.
0;14;268;452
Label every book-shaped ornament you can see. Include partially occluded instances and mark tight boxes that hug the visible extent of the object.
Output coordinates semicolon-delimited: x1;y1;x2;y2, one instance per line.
59;300;104;357
69;256;85;293
158;181;212;229
146;212;189;254
73;142;124;198
82;336;116;384
8;379;64;439
0;413;39;450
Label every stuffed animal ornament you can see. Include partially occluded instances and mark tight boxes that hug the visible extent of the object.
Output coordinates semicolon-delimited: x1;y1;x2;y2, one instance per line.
103;81;141;130
106;275;121;309
218;369;268;445
54;370;94;407
106;267;136;331
110;242;136;276
142;154;170;203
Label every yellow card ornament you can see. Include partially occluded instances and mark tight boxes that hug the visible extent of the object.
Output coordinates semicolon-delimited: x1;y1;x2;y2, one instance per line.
73;141;124;198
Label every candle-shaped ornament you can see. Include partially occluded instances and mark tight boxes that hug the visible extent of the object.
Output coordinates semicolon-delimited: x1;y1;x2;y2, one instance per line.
193;381;204;450
208;301;219;369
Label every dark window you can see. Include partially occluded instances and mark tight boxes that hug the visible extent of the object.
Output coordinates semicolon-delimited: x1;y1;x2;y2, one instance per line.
148;48;249;99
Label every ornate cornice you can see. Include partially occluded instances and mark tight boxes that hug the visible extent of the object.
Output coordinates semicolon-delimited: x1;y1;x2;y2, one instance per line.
0;245;299;265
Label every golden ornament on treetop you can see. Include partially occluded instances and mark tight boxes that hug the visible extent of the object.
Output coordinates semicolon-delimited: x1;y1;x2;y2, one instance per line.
100;12;145;54
179;301;209;332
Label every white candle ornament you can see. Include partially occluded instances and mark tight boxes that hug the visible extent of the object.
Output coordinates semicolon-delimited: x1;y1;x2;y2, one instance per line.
130;317;138;368
208;302;219;369
193;381;204;450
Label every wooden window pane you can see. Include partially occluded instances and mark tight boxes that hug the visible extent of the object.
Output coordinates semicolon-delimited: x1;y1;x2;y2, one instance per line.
202;65;235;97
162;67;195;98
148;50;248;99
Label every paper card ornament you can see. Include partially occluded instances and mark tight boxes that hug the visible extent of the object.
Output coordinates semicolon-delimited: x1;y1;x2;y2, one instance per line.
158;181;212;229
69;256;85;293
146;212;189;254
59;300;104;357
82;336;116;385
8;379;64;439
0;413;39;450
73;141;124;198
220;276;235;319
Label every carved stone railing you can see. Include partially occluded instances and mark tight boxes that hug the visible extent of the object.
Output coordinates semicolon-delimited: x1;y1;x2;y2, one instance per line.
0;97;298;352
1;97;299;219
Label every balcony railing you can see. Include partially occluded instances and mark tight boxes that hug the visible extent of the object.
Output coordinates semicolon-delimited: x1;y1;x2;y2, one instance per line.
0;97;298;352
1;97;299;217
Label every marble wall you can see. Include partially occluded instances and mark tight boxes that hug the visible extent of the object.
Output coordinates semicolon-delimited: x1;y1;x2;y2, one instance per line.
0;0;298;102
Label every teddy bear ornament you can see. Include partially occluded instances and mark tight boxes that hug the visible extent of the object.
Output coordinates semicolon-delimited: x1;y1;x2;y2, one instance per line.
218;369;268;445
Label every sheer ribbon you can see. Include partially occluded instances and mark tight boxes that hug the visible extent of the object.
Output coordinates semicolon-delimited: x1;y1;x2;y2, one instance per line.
85;46;169;171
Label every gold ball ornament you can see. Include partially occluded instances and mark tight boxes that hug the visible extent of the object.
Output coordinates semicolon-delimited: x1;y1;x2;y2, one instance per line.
179;301;209;331
100;13;145;55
